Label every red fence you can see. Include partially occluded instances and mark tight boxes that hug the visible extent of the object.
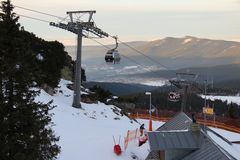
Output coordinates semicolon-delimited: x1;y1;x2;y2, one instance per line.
129;113;240;134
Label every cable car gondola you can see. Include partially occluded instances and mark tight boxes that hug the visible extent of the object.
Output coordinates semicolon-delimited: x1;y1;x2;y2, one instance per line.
168;92;180;102
105;36;120;64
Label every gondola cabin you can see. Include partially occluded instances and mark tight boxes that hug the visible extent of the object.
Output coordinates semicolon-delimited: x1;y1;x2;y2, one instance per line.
105;36;120;64
105;49;120;64
168;92;180;102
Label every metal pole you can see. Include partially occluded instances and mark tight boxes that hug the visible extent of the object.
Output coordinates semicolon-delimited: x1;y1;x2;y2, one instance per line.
148;93;153;131
214;113;216;127
203;80;207;130
204;113;206;131
72;28;82;108
204;80;207;107
181;85;187;112
50;10;108;108
150;94;152;118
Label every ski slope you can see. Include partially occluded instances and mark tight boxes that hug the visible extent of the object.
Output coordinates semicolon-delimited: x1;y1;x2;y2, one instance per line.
34;79;155;160
35;79;240;160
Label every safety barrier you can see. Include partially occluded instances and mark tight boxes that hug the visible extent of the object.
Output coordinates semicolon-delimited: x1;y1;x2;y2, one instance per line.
124;129;140;150
129;113;240;134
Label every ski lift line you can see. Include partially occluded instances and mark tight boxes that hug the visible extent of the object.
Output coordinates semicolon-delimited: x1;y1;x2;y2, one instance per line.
118;39;171;70
15;5;77;24
15;6;99;29
15;7;110;38
15;6;97;27
58;15;70;24
16;14;164;78
120;55;153;73
88;37;111;49
15;13;105;40
14;5;64;20
89;37;141;66
16;14;91;37
115;38;176;73
88;37;156;73
15;7;172;73
15;6;185;74
16;9;174;74
16;14;51;23
16;13;170;73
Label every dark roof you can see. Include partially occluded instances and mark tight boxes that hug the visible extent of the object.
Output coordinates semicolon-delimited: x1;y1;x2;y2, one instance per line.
145;151;160;160
182;138;234;160
148;131;204;151
145;112;236;160
156;112;192;131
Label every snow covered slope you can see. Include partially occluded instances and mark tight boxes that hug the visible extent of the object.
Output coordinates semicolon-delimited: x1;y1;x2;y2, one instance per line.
35;79;240;160
35;79;157;160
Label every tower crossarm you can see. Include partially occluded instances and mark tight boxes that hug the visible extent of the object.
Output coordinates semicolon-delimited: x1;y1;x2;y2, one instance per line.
50;10;109;38
49;21;108;38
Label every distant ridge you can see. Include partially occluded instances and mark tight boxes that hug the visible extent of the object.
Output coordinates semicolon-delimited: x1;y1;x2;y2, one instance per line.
136;36;240;58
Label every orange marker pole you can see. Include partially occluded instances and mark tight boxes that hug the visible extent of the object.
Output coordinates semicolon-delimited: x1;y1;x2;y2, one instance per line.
149;118;152;131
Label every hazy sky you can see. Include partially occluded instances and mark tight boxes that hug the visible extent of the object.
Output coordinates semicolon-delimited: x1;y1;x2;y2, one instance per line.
12;0;240;46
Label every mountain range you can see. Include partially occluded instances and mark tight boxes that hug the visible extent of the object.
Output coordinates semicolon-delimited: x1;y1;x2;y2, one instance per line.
66;36;240;65
65;36;240;84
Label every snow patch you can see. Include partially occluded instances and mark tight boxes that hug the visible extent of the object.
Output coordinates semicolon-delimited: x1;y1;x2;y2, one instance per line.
208;131;240;159
229;46;237;48
113;96;118;99
200;95;240;105
16;64;20;70
210;127;240;142
123;66;139;70
36;53;44;61
141;80;166;87
182;38;192;44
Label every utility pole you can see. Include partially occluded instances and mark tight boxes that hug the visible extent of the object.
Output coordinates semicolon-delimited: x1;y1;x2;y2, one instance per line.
181;85;188;112
204;80;207;107
72;27;83;108
50;10;109;108
145;92;152;131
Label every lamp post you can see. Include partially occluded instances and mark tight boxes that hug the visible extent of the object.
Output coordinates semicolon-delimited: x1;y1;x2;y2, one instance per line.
145;92;152;131
145;92;152;117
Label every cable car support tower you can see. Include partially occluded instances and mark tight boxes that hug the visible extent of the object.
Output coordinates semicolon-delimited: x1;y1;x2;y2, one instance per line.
50;11;109;108
169;73;202;112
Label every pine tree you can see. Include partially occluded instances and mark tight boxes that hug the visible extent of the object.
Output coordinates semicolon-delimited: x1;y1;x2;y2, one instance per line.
0;1;60;159
17;29;75;89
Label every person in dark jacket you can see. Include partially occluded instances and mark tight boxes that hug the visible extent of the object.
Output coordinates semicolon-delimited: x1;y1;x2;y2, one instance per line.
192;113;196;123
140;124;145;136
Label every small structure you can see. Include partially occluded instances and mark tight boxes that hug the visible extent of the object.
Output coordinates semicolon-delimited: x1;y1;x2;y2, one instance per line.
145;112;238;160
